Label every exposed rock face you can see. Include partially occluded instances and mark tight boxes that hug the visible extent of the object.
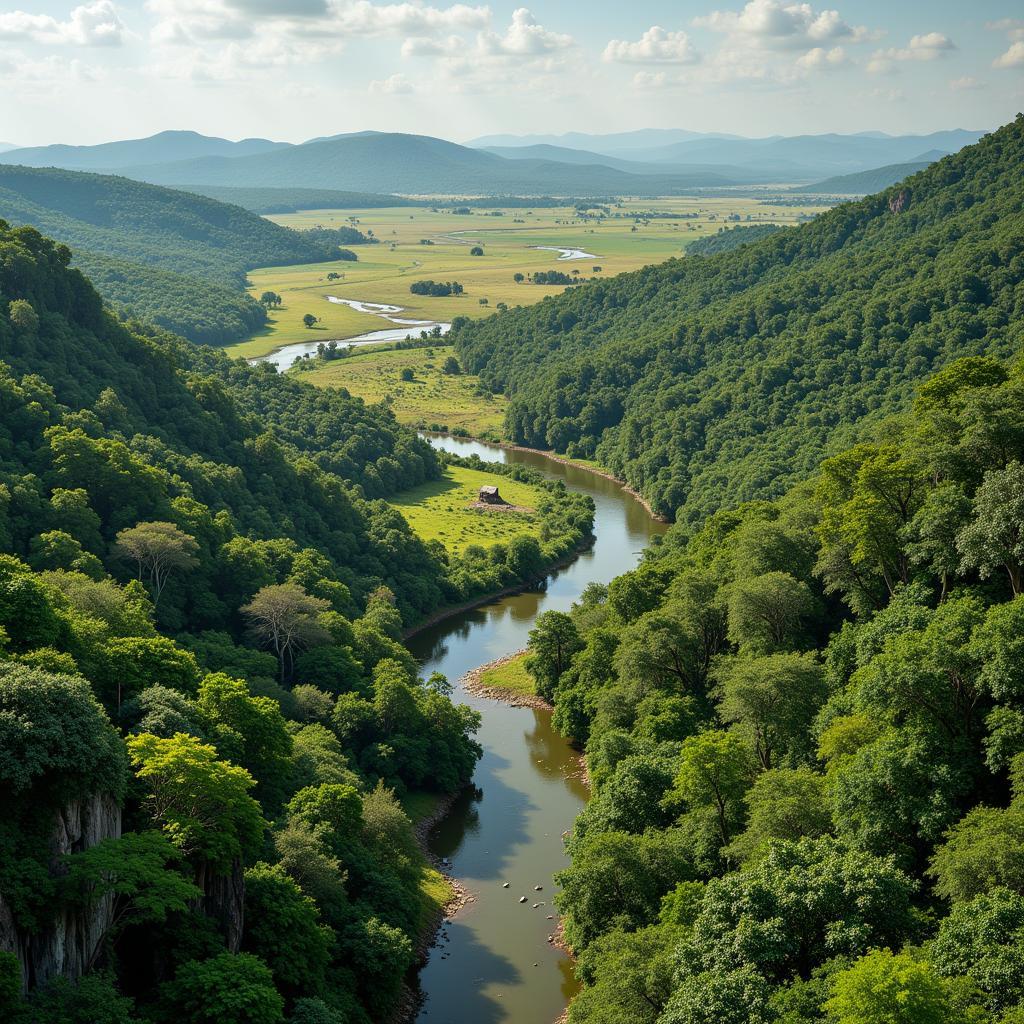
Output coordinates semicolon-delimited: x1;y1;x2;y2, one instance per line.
0;793;122;992
191;858;245;953
889;189;908;214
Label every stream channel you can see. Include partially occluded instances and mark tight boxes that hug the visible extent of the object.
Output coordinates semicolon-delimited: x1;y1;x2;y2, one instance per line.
407;435;666;1024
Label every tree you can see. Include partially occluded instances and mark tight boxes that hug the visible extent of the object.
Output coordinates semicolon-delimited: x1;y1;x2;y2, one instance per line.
114;521;199;608
824;949;964;1024
727;767;832;864
932;887;1024;1012
8;298;39;336
242;863;332;997
161;953;284;1024
513;272;525;283
527;610;583;701
258;291;281;309
399;367;414;382
241;583;331;682
127;732;265;872
60;832;199;964
717;653;828;770
303;313;318;329
668;730;753;854
958;461;1024;595
470;246;484;256
442;355;461;375
726;572;816;652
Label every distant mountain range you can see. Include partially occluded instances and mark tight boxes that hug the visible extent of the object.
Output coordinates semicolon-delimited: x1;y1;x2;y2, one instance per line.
0;142;18;154
0;127;989;196
792;160;936;195
469;128;986;180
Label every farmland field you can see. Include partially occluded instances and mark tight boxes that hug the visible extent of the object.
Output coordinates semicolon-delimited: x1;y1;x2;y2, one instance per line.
228;196;822;358
296;343;507;437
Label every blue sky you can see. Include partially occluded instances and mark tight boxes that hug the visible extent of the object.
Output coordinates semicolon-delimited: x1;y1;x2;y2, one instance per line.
0;0;1021;145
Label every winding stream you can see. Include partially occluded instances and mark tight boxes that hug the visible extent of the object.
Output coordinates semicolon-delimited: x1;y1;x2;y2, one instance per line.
251;297;450;372
407;436;666;1024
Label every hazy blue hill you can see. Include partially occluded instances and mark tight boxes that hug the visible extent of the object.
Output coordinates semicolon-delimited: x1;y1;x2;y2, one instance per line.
0;129;289;170
119;131;737;194
792;160;935;195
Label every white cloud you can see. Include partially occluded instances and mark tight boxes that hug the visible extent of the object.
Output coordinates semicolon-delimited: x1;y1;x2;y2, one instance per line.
603;26;699;65
331;1;489;35
369;71;414;93
401;33;462;57
868;32;955;74
986;19;1024;41
796;44;846;70
994;41;1024;69
0;1;127;46
695;0;869;50
949;75;983;90
477;7;571;57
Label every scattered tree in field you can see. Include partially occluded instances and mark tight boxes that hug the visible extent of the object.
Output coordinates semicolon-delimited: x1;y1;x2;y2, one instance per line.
258;291;282;309
242;583;331;681
479;298;489;306
302;313;319;329
442;356;461;375
400;368;415;382
114;521;199;608
513;273;525;283
470;246;484;256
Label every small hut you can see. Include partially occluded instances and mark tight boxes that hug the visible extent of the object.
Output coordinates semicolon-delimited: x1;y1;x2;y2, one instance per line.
478;485;507;506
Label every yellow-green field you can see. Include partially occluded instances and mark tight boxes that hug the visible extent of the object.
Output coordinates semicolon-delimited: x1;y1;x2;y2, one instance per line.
229;196;823;358
388;465;544;553
478;653;535;698
298;343;506;437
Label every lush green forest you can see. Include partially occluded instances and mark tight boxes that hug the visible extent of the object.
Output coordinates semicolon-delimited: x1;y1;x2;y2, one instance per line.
0;219;592;1023
0;167;363;345
529;350;1024;1024
453;115;1024;523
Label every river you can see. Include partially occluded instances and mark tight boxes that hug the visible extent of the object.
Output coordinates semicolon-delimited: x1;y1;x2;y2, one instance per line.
407;436;666;1024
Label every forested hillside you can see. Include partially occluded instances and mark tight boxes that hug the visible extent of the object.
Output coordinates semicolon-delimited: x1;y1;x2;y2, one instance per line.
0;220;592;1022
0;167;359;344
454;115;1024;523
532;351;1024;1024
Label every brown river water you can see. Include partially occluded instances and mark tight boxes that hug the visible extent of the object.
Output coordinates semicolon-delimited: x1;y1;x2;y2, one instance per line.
407;436;666;1024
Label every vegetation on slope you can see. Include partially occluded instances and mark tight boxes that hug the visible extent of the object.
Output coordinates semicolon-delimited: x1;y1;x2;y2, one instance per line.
454;115;1024;523
0;167;362;345
535;352;1024;1024
0;214;592;1021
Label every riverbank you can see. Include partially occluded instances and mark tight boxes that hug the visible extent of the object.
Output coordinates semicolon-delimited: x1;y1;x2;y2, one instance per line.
460;651;591;788
426;432;670;524
391;787;477;1024
402;533;595;641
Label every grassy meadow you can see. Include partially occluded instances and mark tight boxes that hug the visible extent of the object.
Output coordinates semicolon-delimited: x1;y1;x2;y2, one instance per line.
297;343;507;436
477;653;535;698
388;465;545;553
229;196;822;358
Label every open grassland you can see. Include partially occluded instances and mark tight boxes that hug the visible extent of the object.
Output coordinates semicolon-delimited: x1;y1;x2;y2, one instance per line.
229;196;822;358
478;652;535;698
298;343;507;437
389;465;545;553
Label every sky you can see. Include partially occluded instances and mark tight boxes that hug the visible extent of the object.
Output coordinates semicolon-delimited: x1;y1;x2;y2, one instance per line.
0;0;1021;146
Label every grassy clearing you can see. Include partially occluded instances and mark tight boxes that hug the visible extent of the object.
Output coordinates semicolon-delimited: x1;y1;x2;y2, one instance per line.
478;653;535;697
230;197;823;358
299;343;507;437
389;465;545;553
417;867;453;932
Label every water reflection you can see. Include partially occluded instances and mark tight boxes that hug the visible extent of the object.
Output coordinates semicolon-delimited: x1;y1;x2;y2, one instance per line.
408;435;666;1024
